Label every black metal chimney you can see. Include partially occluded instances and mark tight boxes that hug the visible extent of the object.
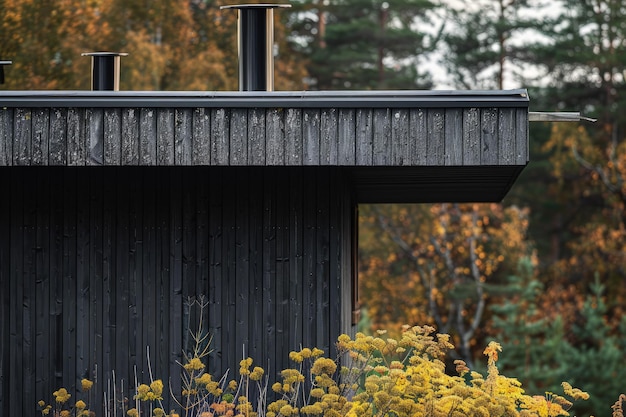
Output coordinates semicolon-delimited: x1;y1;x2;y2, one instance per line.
221;3;291;91
81;52;128;91
0;61;12;85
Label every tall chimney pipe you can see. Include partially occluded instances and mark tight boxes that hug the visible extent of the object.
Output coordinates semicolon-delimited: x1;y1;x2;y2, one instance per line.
81;52;128;91
0;61;12;85
221;3;291;91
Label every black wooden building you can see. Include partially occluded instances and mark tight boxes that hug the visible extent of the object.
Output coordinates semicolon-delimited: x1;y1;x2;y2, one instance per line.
0;89;529;416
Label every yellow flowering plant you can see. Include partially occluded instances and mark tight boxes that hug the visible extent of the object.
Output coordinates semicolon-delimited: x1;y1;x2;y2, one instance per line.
38;378;94;417
39;299;593;417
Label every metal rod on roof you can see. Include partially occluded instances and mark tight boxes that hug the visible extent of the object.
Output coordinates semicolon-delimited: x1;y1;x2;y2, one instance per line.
81;52;128;91
0;61;12;85
221;3;291;92
529;112;597;123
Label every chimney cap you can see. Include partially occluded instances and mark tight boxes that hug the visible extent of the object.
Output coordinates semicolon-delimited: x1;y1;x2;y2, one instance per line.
81;52;128;57
220;3;291;10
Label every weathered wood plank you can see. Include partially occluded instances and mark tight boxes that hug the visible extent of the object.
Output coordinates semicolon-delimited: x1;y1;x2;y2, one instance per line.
211;108;230;165
248;167;264;360
49;109;67;165
373;108;391;165
288;168;303;350
122;108;140;165
303;109;320;165
32;108;50;165
498;108;515;165
101;166;115;390
515;108;528;164
157;108;175;165
207;168;223;376
285;108;302;165
338;109;356;165
427;109;445;165
302;169;316;348
14;108;31;165
103;108;121;165
230;108;248;165
139;108;157;165
409;108;427;165
0;172;9;409
355;109;373;166
86;108;104;165
248;108;266;165
235;169;250;365
320;108;338;165
88;169;104;388
62;169;77;397
463;108;481;165
391;109;409;166
320;168;334;353
35;172;51;404
114;167;130;382
21;171;36;412
155;168;172;385
445;109;463;165
168;168;183;395
222;170;237;373
75;169;90;383
266;108;284;165
0;107;13;165
9;165;24;415
175;108;193;165
192;107;210;165
128;167;143;374
67;107;86;165
481;108;499;164
262;168;277;380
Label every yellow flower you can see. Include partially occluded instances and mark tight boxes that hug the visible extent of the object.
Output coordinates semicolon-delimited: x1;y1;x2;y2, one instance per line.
228;380;238;390
150;380;164;398
127;408;139;417
250;366;264;381
153;407;164;417
289;351;304;363
184;357;205;372
53;388;71;404
81;379;94;391
311;358;337;376
38;400;46;407
60;410;70;417
42;405;52;415
75;400;87;410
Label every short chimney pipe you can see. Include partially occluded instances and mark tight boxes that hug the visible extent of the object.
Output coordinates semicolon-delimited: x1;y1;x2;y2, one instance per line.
81;52;128;91
221;4;291;91
0;61;12;85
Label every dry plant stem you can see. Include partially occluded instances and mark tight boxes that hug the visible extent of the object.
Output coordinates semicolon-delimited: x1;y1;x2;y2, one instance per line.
146;346;166;413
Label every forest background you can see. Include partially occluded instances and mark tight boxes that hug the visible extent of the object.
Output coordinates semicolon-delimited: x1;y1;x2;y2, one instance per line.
1;0;626;416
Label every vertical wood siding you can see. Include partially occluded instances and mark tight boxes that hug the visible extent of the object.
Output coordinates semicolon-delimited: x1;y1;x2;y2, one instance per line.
0;107;528;167
0;166;352;417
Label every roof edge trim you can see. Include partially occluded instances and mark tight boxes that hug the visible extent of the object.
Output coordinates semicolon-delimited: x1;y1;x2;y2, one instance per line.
0;89;530;108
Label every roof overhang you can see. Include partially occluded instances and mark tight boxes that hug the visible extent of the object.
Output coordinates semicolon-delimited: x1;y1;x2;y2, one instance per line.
0;89;529;203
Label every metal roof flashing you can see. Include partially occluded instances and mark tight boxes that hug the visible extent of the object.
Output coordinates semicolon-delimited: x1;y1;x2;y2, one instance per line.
0;89;530;108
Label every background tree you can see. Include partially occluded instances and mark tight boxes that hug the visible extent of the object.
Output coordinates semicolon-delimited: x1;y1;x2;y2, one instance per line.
440;0;551;89
493;278;626;417
288;0;439;89
509;0;626;327
358;203;532;366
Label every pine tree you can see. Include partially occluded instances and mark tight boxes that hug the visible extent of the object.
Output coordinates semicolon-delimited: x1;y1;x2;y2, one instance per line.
288;0;438;90
440;0;551;89
493;276;626;417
